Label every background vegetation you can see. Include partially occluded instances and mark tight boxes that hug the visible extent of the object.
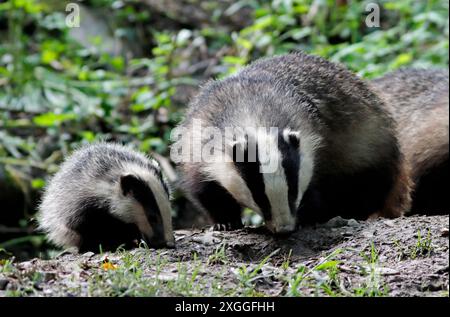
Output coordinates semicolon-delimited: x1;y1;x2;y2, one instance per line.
0;0;448;260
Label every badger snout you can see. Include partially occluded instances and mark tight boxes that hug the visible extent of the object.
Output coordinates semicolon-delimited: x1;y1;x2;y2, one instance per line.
141;233;175;249
266;222;296;236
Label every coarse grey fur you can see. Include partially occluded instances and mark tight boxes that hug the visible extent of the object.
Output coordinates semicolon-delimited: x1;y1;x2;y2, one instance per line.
37;142;175;252
175;51;410;233
371;68;449;214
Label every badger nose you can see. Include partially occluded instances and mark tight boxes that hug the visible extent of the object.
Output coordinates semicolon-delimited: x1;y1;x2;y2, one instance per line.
141;233;174;249
267;223;296;236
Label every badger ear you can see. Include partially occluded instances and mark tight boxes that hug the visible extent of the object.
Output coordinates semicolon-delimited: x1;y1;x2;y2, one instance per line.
120;174;144;196
283;130;300;148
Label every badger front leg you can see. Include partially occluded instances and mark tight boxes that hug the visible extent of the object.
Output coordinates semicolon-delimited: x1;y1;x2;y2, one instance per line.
370;160;413;219
193;180;244;231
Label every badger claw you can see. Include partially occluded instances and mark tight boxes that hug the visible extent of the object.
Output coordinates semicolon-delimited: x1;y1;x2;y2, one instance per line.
212;222;243;231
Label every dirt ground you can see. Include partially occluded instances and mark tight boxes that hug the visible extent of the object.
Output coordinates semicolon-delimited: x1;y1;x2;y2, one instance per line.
0;215;448;297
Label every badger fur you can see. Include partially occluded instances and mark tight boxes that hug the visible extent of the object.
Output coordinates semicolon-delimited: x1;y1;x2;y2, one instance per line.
173;52;410;234
37;142;175;252
371;68;449;214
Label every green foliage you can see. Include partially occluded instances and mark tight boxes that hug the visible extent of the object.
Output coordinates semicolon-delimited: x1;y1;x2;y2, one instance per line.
285;248;343;296
207;243;229;266
218;0;449;78
354;242;389;297
394;229;435;260
236;248;279;296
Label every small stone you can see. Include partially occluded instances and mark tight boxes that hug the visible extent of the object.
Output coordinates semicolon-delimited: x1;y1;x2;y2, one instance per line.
440;228;449;237
43;289;53;295
324;216;348;228
191;231;222;245
17;260;34;270
363;266;399;276
347;219;360;227
55;248;77;258
82;251;95;258
383;220;395;227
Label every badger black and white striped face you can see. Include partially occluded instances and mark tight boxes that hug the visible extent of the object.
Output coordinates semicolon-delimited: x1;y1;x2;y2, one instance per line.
109;166;175;250
201;128;318;235
117;174;173;248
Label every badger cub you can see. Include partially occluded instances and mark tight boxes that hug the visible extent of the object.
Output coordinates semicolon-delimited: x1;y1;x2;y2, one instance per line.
38;142;175;252
175;52;410;234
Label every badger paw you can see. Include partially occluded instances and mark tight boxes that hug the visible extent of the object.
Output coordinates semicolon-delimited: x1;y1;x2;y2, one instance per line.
212;222;243;231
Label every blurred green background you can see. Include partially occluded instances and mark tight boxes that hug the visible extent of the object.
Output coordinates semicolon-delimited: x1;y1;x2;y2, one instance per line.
0;0;448;259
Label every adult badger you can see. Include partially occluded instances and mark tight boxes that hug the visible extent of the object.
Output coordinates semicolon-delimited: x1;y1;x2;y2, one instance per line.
371;68;449;215
37;142;175;252
174;52;411;234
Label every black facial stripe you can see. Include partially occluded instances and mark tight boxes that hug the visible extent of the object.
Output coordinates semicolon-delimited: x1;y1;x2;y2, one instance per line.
278;134;301;214
233;143;272;221
288;133;300;148
124;177;166;243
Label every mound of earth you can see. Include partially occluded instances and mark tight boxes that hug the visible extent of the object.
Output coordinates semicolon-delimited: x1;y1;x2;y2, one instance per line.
0;215;448;297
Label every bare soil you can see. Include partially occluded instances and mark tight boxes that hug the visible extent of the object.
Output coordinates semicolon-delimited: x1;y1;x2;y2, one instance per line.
0;215;448;297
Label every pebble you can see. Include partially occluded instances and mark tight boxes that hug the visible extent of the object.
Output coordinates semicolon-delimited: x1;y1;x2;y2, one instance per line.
347;219;360;228
383;220;396;227
371;267;400;276
324;216;349;228
82;251;95;258
191;231;222;245
362;231;374;239
440;228;449;237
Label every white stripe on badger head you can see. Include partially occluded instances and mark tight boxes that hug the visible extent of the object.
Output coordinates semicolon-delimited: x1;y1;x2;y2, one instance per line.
108;178;144;224
119;162;174;245
295;132;321;209
259;132;296;233
108;163;152;231
201;161;261;215
146;173;175;246
89;175;139;225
